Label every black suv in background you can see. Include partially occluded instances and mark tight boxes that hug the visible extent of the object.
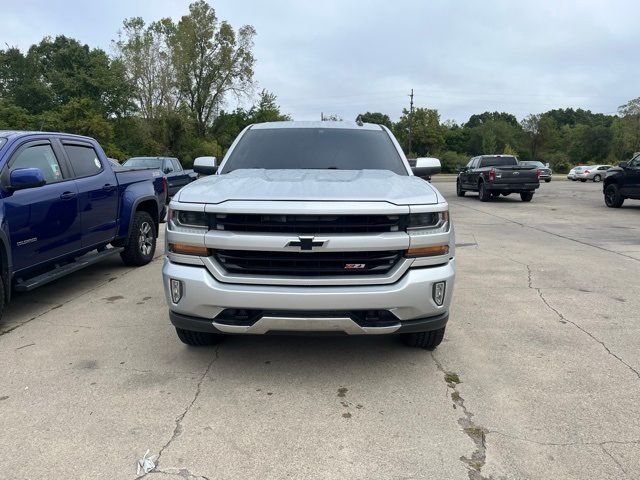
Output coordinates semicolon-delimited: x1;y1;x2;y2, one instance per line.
603;153;640;208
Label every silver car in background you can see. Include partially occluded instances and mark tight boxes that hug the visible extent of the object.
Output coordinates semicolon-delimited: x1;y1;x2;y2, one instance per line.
520;161;552;182
576;165;612;182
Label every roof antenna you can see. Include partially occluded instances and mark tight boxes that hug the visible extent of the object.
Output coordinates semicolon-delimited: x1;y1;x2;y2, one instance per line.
355;115;364;127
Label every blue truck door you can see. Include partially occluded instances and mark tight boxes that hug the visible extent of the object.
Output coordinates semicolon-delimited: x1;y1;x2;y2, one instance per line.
4;141;81;272
61;141;119;248
170;158;190;192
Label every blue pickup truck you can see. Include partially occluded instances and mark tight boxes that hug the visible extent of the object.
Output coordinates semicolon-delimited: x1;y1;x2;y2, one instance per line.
122;156;197;197
0;131;168;319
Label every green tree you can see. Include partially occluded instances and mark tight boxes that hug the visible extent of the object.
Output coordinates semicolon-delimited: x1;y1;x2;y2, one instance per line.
612;97;640;159
114;17;177;119
249;89;290;123
169;0;256;136
394;107;443;156
466;111;519;129
25;36;132;116
356;112;393;129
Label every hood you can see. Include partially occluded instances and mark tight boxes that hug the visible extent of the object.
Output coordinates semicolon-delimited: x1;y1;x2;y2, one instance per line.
176;169;440;205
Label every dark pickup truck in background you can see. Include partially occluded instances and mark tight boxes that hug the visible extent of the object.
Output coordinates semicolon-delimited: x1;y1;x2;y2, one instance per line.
457;154;540;202
0;131;167;319
122;156;197;197
603;153;640;208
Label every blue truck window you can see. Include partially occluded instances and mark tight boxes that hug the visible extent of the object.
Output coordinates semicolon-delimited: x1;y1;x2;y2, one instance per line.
64;144;103;177
11;144;64;183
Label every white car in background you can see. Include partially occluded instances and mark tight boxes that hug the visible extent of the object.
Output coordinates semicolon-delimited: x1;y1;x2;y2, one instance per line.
576;165;612;182
567;166;587;180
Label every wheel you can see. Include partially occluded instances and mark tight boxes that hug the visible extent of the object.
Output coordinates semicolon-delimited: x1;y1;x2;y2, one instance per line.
456;179;466;197
478;181;491;202
604;184;624;208
544;179;551;183
593;174;602;182
176;328;222;346
520;191;534;202
120;211;157;266
402;327;445;350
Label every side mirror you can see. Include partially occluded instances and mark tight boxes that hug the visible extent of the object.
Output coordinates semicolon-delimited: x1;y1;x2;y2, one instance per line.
457;166;468;173
412;157;441;177
9;168;46;190
618;161;628;168
193;156;218;175
545;163;550;168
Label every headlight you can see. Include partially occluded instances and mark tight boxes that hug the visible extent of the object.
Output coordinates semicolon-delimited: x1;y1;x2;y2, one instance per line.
407;211;449;233
169;209;210;229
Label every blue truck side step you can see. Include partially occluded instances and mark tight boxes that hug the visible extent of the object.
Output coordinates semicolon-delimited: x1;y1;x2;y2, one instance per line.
14;247;125;292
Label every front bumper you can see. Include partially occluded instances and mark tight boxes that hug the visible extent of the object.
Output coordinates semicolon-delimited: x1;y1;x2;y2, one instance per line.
162;257;455;335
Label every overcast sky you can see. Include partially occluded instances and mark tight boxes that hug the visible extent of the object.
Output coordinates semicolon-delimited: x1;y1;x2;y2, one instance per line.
4;0;638;123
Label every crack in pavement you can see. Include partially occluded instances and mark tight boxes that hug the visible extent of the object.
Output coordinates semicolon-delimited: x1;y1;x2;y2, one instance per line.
137;344;221;480
431;353;491;480
488;430;640;447
601;445;629;478
451;200;640;263
526;265;640;381
146;467;211;479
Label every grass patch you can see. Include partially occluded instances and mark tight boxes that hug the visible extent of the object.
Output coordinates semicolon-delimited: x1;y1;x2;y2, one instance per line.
464;426;486;438
444;372;460;385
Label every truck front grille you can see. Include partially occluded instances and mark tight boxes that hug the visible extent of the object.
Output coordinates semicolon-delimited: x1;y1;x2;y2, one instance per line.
213;214;407;234
214;249;403;276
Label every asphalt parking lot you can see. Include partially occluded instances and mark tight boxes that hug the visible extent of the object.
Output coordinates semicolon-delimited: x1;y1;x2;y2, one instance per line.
1;179;639;480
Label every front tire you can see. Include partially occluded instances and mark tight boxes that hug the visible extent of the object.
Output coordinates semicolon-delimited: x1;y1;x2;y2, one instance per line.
593;174;602;182
456;180;466;197
520;191;534;202
402;327;445;350
120;211;157;266
604;184;624;208
478;181;491;202
176;328;222;346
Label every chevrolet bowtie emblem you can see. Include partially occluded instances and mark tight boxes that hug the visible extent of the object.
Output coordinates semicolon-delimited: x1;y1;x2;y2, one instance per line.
287;236;326;251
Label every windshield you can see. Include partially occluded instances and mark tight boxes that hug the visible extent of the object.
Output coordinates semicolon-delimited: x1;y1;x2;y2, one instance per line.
221;127;407;175
521;161;545;168
124;157;163;168
479;156;518;168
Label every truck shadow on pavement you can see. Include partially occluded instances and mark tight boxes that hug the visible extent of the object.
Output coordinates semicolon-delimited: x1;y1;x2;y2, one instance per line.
0;257;133;333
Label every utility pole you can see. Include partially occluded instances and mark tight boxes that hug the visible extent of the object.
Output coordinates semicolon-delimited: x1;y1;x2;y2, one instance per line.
408;89;414;155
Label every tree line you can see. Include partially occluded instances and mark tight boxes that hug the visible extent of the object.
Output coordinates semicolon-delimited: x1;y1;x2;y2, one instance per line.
358;103;639;173
0;1;638;172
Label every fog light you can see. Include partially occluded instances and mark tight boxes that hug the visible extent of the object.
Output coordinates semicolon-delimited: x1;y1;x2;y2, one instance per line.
433;281;446;306
170;279;183;304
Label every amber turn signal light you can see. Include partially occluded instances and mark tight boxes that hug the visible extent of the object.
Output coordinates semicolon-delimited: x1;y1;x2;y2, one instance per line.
405;245;449;258
168;243;210;256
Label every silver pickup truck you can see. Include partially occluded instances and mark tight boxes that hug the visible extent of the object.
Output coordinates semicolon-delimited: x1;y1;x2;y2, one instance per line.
162;121;455;349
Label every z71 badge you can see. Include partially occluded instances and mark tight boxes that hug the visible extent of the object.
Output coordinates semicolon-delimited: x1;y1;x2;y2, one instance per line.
344;263;366;269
